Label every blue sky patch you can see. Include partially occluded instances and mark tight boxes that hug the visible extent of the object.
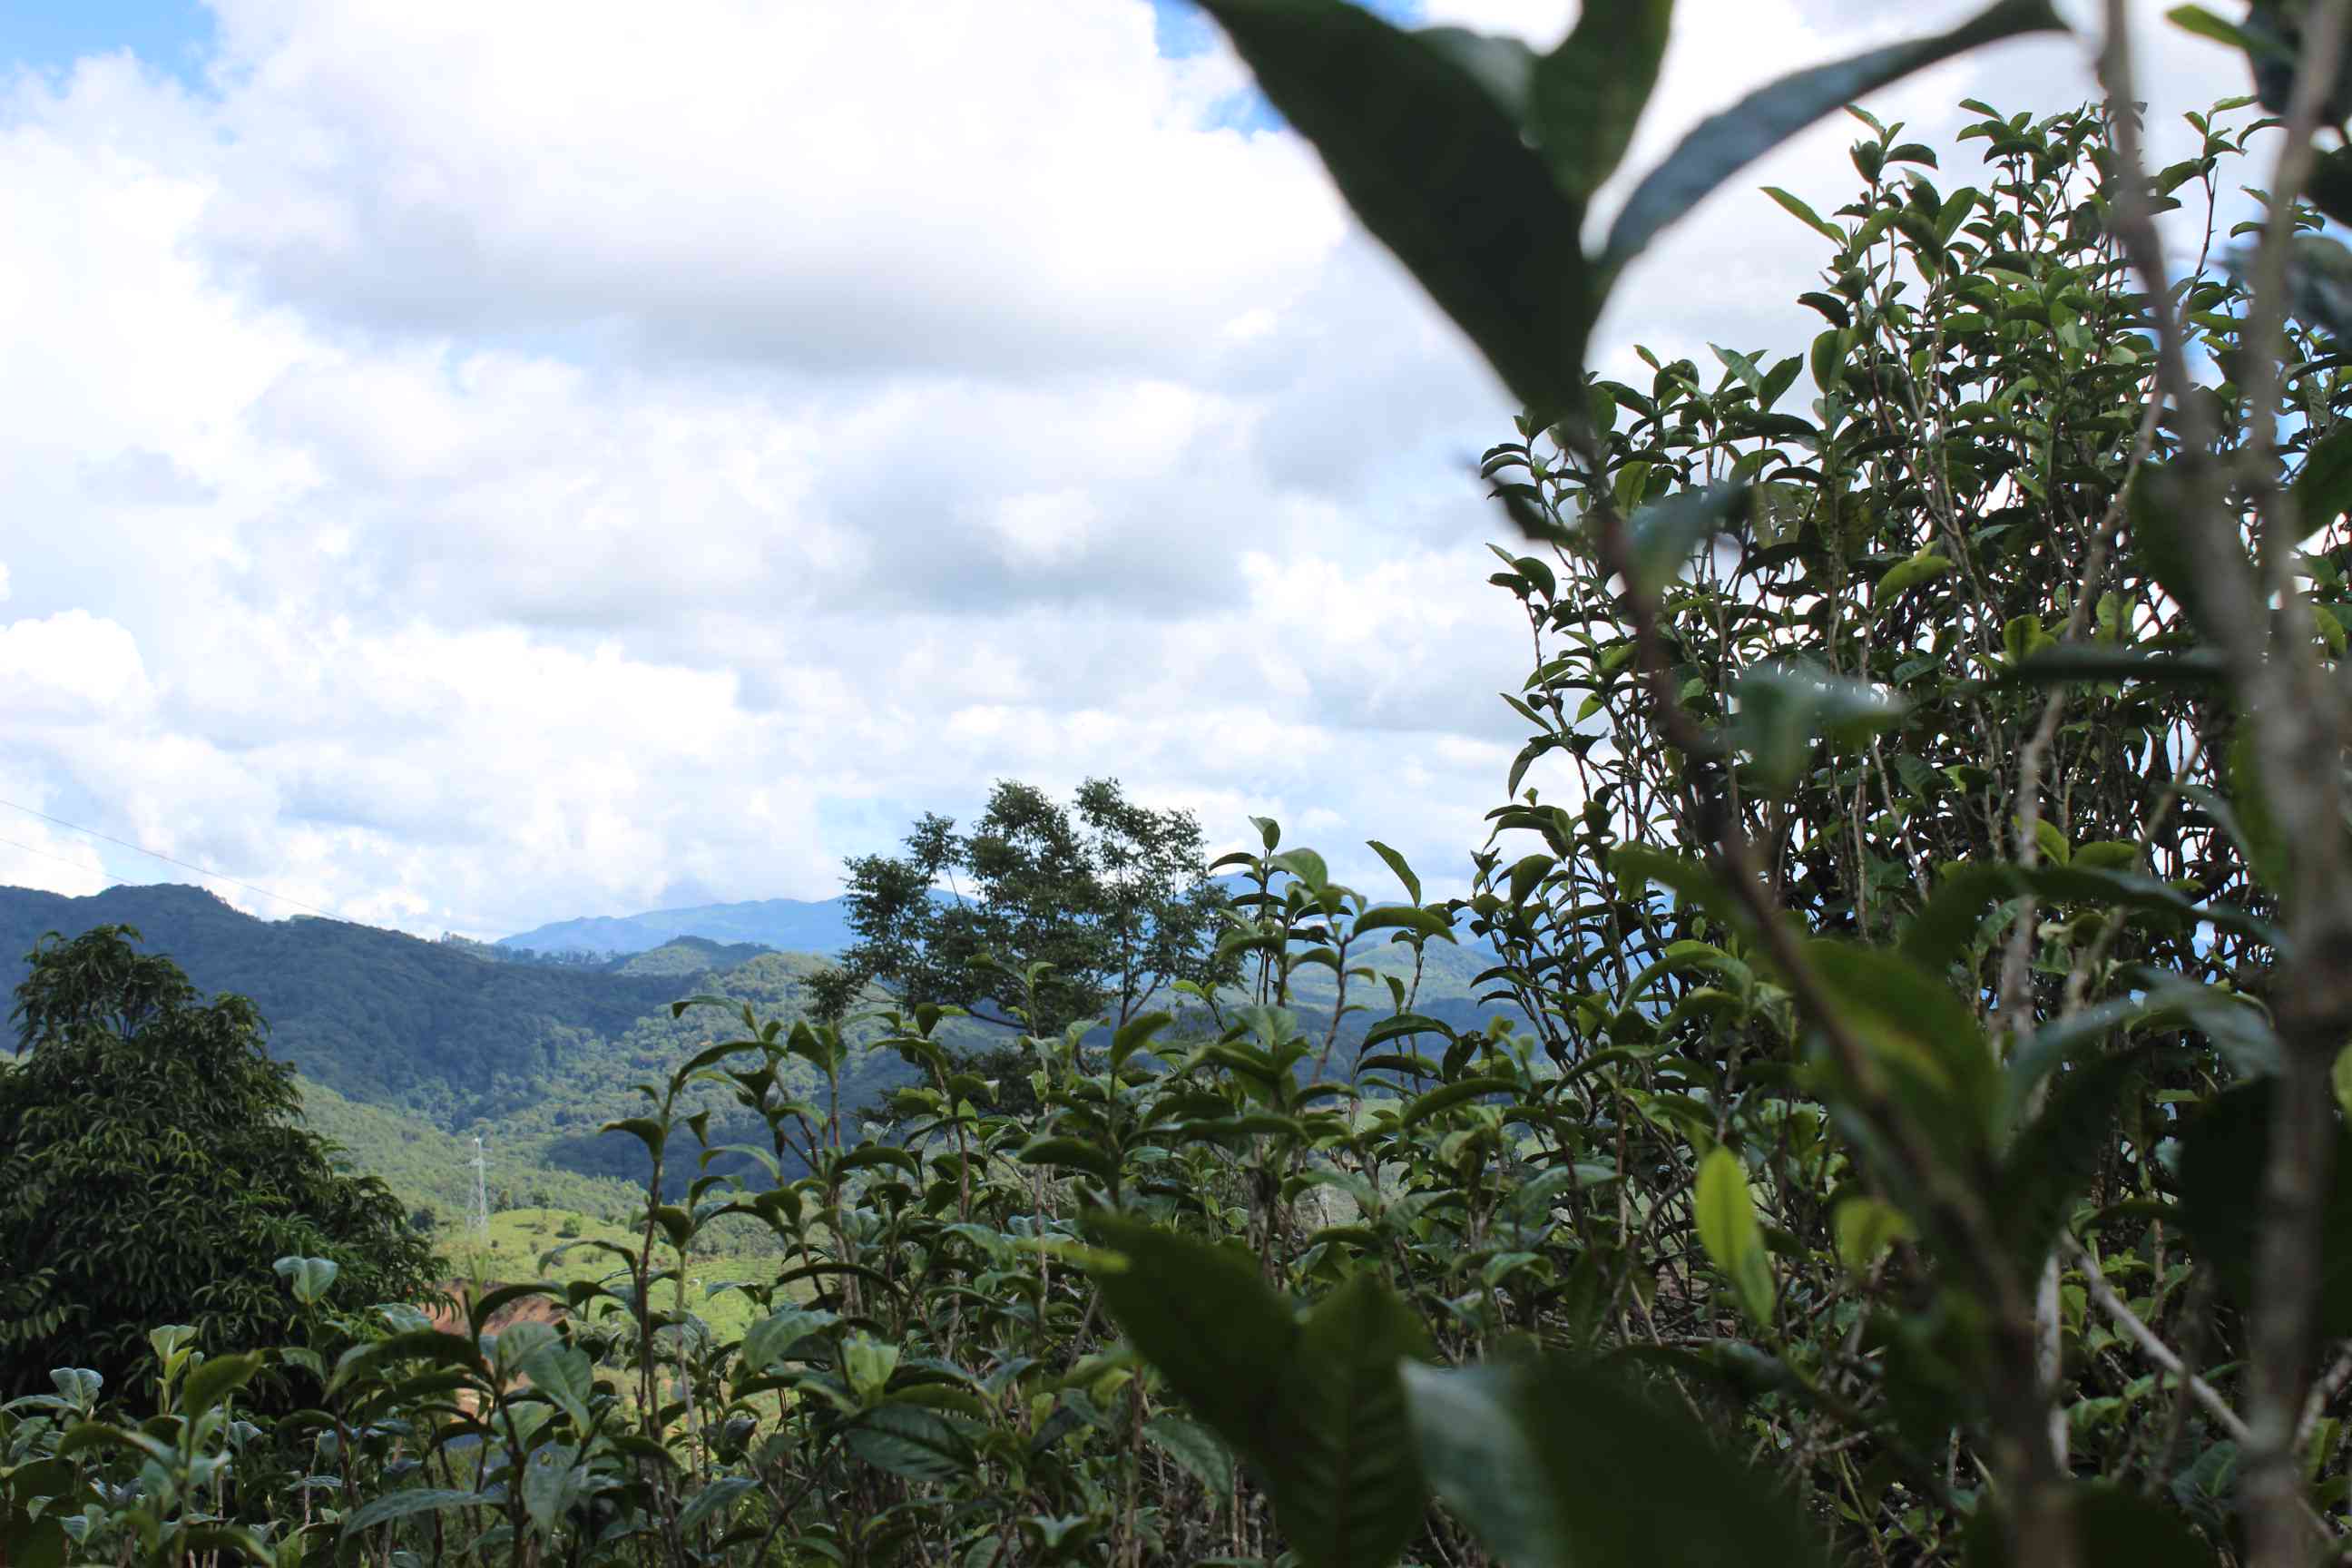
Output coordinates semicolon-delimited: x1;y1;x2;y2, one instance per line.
1154;0;1423;134
0;0;215;87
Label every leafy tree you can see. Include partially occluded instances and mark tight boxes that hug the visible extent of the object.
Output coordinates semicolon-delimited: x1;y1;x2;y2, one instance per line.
0;926;437;1396
816;778;1236;1036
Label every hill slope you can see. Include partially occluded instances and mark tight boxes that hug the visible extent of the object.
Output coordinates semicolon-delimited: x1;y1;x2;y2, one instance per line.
0;884;688;1120
498;897;862;957
0;886;944;1201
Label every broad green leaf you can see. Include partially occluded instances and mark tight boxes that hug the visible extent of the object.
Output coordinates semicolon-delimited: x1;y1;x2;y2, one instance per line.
181;1351;262;1419
1199;0;1595;416
1365;838;1423;904
1696;1147;1776;1326
2308;144;2352;230
601;1116;667;1159
834;1143;922;1179
2130;462;2247;646
2165;2;2260;51
673;1475;759;1536
2291;423;2352;528
2072;840;2141;872
1807;941;2000;1162
338;1489;493;1539
1145;1413;1235;1496
517;1342;595;1433
1269;1271;1432;1568
1530;0;1673;201
1403;1355;1828;1568
1354;905;1457;942
846;1404;975;1482
1730;660;1906;797
1992;1048;2154;1280
1832;1195;1916;1278
49;1367;103;1408
2181;1084;2352;1337
1875;550;1952;603
2227;728;2291;897
519;1445;584;1537
1398;1075;1518;1128
1608;844;1741;930
1904;860;2274;979
471;1282;564;1340
1111;1011;1173;1071
328;1328;488;1396
1989;646;2228;688
1627;484;1749;593
1271;847;1332;892
1601;0;2064;271
842;1333;902;1403
54;1421;172;1465
1083;1214;1299;1465
742;1308;838;1372
1901;860;2022;971
491;1319;561;1382
272;1256;339;1307
1358;1012;1457;1052
2280;234;2352;344
1762;185;1846;244
1017;1137;1119;1185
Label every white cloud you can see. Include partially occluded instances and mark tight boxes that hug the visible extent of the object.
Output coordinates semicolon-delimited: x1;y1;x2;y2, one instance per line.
0;1;2242;937
196;0;1340;378
0;611;154;721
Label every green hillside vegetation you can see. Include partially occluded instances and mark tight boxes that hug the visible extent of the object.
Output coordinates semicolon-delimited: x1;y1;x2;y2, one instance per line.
608;936;780;975
0;885;1516;1207
293;1077;647;1226
0;885;686;1120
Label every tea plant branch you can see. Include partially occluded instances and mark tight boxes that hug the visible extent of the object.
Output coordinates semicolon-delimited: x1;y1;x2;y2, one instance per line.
1571;444;2070;1565
2102;5;2352;1561
2302;1345;2352;1448
2061;1234;2249;1441
1994;397;2162;1046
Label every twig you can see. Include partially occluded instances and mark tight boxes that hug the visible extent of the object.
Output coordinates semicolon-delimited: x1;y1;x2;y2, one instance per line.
2062;1236;2249;1440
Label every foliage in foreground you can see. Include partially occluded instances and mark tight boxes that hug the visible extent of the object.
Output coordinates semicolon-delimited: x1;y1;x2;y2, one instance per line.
15;5;2352;1568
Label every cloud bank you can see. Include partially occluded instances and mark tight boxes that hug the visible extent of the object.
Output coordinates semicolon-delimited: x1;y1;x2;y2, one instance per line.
0;0;2239;935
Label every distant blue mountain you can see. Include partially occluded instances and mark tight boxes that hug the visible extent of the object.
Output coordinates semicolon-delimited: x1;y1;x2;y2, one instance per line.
498;877;1504;971
497;897;863;957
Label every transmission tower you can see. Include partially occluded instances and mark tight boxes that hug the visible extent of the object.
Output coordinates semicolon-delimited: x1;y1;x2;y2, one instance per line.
471;1136;491;1238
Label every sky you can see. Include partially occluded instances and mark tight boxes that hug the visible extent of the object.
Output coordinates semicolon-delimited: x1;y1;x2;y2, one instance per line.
0;0;2240;938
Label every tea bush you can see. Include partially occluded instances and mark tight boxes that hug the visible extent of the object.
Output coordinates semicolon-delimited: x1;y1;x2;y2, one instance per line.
11;4;2352;1567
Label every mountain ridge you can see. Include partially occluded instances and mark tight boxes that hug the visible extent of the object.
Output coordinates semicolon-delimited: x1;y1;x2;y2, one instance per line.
497;896;865;957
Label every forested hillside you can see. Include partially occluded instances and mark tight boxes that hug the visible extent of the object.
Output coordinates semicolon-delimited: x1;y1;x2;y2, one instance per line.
0;881;1516;1203
0;885;685;1118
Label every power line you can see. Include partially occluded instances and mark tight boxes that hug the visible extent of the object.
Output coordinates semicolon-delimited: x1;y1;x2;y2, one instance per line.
0;833;103;877
0;798;342;920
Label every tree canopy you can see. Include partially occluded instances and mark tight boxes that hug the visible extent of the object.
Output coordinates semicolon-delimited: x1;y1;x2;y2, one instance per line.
0;926;437;1396
817;778;1236;1036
